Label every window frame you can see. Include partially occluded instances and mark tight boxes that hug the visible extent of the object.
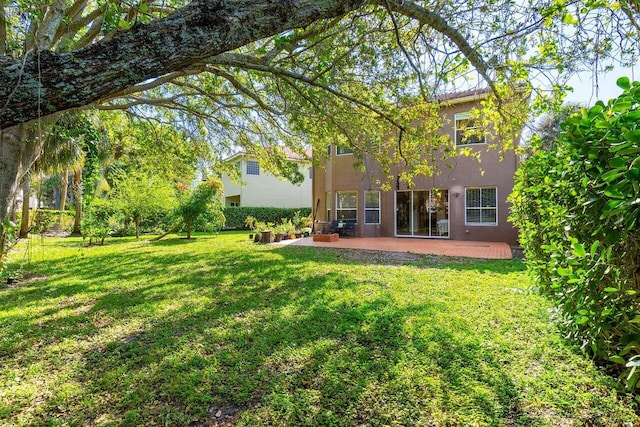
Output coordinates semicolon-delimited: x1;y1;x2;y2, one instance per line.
326;191;332;222
336;191;358;222
246;160;260;175
465;186;498;226
336;146;354;156
455;112;486;146
364;190;381;224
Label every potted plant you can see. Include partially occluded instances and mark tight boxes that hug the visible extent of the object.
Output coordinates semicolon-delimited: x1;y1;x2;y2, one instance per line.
271;223;282;242
294;212;313;237
254;221;272;243
261;222;273;243
245;215;257;239
279;222;289;240
283;218;295;239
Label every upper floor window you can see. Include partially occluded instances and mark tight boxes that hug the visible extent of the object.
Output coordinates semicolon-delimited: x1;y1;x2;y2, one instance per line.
455;112;485;145
246;160;260;175
336;146;354;155
465;187;497;225
308;167;313;179
327;144;332;157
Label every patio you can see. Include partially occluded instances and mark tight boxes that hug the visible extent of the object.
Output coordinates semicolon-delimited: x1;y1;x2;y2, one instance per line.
279;236;513;259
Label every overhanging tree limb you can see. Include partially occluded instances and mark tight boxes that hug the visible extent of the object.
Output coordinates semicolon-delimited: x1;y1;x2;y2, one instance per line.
208;54;406;130
0;0;367;129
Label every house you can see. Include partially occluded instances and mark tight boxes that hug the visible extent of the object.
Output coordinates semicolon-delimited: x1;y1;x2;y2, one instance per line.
312;89;522;245
220;148;312;208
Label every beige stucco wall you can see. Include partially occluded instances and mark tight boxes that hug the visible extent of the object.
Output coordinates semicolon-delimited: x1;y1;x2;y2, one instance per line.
313;98;521;245
221;158;312;208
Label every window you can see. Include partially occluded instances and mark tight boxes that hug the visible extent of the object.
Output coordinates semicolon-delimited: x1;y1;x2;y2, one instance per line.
327;144;332;157
326;191;332;222
336;146;354;155
465;187;497;225
336;191;357;221
308;167;313;179
229;202;240;207
246;160;260;175
455;112;485;145
365;191;380;224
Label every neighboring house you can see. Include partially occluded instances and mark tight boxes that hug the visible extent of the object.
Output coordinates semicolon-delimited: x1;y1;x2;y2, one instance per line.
312;89;522;245
220;149;312;208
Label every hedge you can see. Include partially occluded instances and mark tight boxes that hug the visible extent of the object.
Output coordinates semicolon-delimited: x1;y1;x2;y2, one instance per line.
21;209;76;233
509;78;640;391
223;206;311;229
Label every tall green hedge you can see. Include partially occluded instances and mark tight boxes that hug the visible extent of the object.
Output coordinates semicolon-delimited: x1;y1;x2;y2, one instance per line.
223;206;311;229
509;77;640;390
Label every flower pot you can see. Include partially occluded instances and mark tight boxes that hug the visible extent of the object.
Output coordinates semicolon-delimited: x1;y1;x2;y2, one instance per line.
261;230;272;243
274;233;282;242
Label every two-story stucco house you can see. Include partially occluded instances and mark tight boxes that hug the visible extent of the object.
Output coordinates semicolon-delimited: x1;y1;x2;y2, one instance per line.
312;89;521;245
220;149;312;208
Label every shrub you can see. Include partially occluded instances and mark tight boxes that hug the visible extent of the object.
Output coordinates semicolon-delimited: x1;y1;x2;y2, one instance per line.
25;209;75;233
509;77;640;390
224;207;312;229
176;178;225;238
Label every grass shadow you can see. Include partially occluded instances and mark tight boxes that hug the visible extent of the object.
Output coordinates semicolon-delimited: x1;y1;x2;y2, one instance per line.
0;234;633;426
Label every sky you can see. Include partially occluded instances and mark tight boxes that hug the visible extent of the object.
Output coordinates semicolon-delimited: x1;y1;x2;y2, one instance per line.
565;63;640;106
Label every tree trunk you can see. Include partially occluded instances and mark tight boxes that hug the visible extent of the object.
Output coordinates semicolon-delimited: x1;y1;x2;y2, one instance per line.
0;124;34;255
18;179;30;238
186;220;192;239
59;168;69;211
71;168;82;236
0;1;365;129
135;216;140;239
154;221;184;241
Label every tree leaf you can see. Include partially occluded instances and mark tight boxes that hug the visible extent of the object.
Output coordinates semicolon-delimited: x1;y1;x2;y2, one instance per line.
604;186;624;198
572;241;586;257
617;77;631;90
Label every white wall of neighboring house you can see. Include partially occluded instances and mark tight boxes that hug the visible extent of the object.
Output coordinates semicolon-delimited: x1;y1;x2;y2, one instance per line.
221;157;312;208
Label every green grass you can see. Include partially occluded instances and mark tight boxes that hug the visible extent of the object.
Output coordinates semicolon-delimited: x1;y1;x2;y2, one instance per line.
0;232;637;426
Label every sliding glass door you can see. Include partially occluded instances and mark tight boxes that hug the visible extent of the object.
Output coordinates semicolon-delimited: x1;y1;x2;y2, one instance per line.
395;189;449;237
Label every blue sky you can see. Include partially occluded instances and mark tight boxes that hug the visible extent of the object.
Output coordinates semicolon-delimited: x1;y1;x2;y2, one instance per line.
565;64;640;105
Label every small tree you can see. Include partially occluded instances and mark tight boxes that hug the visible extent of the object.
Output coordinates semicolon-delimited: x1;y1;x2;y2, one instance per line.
176;177;225;239
111;170;177;238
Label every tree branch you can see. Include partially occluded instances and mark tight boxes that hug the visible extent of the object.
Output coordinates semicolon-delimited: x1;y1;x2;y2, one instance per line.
208;54;405;130
1;0;367;129
375;0;500;100
0;0;6;55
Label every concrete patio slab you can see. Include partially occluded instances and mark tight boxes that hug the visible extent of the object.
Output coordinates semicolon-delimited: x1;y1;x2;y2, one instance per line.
277;236;513;260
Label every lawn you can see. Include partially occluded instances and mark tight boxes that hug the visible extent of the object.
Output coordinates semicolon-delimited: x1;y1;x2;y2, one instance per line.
0;232;637;426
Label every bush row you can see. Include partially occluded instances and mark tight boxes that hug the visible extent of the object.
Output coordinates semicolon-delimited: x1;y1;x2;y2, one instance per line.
21;209;76;233
223;206;311;229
